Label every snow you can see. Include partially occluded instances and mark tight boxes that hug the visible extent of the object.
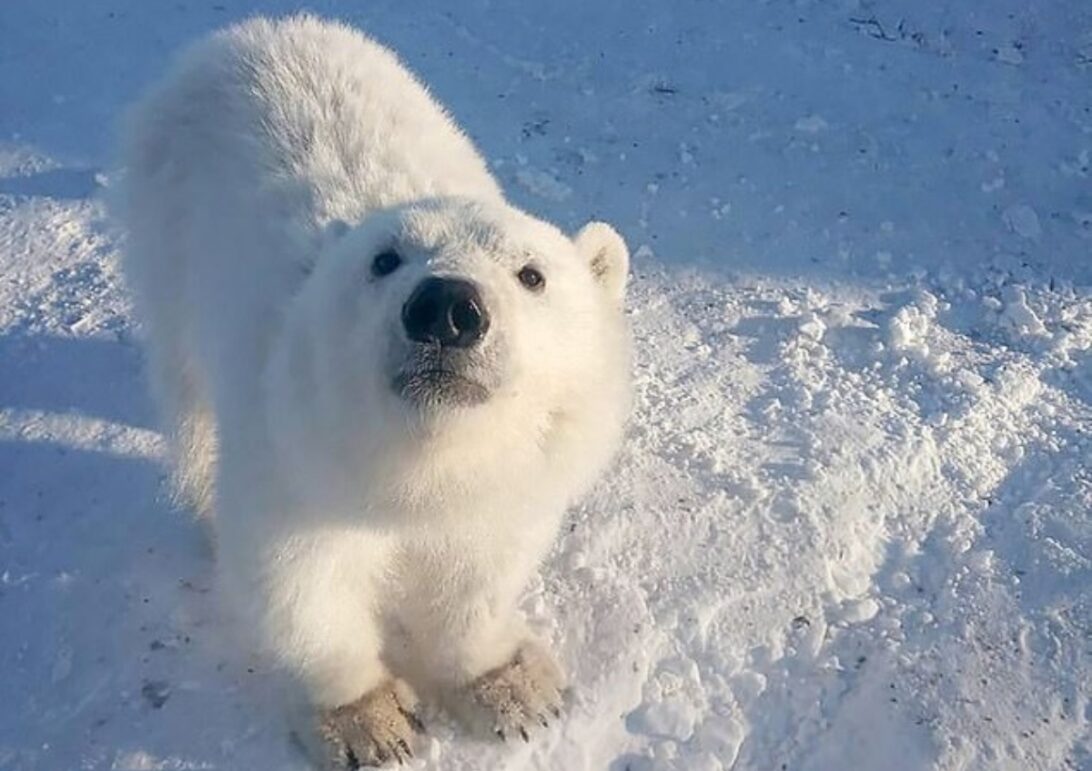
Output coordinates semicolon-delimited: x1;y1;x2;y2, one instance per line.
1;1;1090;770
1002;205;1043;242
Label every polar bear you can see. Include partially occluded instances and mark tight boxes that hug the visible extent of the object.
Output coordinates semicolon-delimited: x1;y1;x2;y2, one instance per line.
115;14;631;769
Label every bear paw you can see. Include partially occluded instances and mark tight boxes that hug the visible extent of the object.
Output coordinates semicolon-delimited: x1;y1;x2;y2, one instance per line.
315;679;425;769
468;642;566;742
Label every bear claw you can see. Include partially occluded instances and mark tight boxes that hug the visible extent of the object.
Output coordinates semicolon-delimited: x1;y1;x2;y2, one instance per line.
316;679;422;769
469;641;566;743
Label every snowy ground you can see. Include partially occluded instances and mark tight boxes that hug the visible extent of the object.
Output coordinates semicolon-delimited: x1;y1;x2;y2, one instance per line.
2;1;1091;769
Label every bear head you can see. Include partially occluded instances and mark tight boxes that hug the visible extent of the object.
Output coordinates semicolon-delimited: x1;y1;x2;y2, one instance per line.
266;198;631;521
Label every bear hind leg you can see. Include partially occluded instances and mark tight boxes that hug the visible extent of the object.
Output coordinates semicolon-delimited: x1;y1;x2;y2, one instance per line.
145;334;218;521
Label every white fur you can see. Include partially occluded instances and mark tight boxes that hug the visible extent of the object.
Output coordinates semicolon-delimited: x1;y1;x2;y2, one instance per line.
116;12;630;726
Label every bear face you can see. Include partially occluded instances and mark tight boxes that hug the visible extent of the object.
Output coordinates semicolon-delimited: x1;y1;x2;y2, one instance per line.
266;197;630;519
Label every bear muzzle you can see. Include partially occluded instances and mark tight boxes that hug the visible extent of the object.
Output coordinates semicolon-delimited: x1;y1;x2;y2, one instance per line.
390;277;504;408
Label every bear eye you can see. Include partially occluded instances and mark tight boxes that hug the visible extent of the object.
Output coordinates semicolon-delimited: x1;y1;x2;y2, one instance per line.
371;249;403;278
517;265;545;292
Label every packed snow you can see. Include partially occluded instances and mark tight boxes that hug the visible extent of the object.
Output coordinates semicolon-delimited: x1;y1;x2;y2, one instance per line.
1;1;1090;770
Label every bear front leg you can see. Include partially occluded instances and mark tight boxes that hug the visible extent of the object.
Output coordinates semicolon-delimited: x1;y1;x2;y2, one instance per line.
247;536;424;768
404;591;567;742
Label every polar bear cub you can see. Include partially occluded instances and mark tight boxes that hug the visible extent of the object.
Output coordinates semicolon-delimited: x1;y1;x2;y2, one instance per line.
116;14;631;769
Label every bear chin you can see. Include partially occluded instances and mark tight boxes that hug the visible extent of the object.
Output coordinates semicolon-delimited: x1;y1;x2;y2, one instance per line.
386;336;505;410
391;367;491;408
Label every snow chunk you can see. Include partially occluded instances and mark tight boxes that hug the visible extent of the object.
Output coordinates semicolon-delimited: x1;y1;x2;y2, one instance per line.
111;750;210;770
628;700;699;741
730;670;767;705
887;293;938;358
798;313;827;341
1000;286;1050;339
794;115;828;133
1002;204;1042;240
840;597;881;624
696;717;745;766
995;43;1024;65
514;168;572;201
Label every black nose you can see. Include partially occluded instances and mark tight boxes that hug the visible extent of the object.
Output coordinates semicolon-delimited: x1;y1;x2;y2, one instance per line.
402;277;490;348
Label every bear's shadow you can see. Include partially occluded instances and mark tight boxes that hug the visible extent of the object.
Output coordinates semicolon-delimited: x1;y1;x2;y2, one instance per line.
0;168;101;200
0;332;154;429
0;330;258;767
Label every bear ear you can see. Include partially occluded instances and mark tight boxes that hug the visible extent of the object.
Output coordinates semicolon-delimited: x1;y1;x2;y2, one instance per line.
574;222;629;303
